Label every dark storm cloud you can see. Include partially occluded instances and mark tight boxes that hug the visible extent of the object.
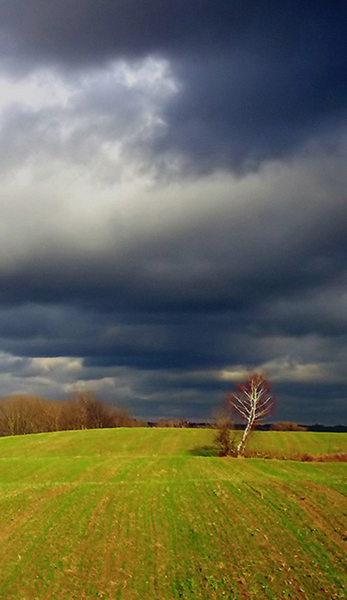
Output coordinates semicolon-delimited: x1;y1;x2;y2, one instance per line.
153;51;347;173
276;382;347;424
1;1;347;172
0;296;346;421
1;1;345;67
0;300;245;368
259;286;347;337
0;1;313;64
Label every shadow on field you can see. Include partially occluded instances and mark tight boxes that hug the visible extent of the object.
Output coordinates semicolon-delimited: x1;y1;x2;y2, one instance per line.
189;445;218;457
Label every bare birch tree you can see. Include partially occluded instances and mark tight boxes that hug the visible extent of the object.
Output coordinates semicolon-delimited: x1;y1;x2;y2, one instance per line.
226;373;275;456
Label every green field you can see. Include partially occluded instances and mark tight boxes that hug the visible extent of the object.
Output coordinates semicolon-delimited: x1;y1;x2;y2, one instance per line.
0;429;346;599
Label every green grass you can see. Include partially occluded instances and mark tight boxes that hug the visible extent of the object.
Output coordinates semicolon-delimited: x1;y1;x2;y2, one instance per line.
0;429;346;599
246;430;347;456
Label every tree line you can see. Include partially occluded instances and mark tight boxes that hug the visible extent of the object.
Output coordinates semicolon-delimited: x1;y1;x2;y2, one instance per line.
0;391;145;437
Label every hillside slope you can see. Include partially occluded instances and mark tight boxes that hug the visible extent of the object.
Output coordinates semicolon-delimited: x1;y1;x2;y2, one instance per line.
0;429;346;599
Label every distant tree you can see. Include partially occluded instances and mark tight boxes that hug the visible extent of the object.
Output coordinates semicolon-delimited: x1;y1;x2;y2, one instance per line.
155;418;189;428
130;418;148;428
45;400;62;432
0;392;141;437
59;391;138;431
225;373;276;456
0;395;60;436
0;403;7;436
272;421;307;432
60;391;114;430
109;406;138;427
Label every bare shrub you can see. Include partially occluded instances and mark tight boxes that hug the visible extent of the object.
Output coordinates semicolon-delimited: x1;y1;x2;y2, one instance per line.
213;406;238;456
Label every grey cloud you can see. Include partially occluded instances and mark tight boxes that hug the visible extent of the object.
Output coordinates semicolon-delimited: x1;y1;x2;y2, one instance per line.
1;151;346;314
0;66;167;177
1;2;346;173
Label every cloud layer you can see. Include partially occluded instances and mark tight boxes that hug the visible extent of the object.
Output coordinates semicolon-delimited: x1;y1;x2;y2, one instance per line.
0;2;346;422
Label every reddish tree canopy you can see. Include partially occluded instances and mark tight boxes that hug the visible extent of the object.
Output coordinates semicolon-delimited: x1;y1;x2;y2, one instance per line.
228;373;275;423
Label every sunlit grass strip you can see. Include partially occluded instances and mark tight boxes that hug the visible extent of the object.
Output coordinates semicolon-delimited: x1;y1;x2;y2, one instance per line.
0;428;346;459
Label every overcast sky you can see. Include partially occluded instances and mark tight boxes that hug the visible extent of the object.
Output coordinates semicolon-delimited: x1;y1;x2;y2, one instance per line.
0;1;346;423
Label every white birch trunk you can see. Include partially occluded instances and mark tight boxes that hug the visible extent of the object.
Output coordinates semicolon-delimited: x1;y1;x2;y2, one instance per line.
236;405;255;455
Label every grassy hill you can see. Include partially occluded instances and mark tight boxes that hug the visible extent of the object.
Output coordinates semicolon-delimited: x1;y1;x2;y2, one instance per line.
0;429;346;599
